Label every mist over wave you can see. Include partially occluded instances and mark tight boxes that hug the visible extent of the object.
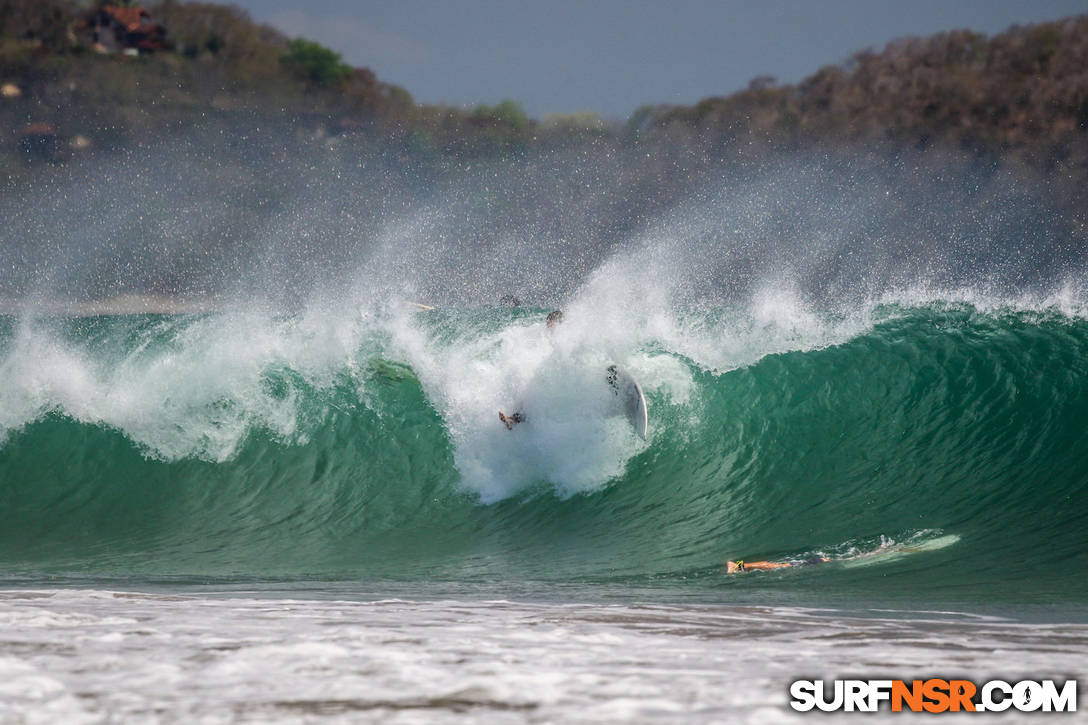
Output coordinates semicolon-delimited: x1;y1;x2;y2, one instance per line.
1;141;1080;309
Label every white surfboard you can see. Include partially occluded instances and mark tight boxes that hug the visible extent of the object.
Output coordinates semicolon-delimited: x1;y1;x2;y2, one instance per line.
606;365;648;440
841;533;960;569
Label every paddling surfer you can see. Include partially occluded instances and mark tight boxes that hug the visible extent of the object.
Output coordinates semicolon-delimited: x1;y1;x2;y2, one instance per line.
726;557;829;573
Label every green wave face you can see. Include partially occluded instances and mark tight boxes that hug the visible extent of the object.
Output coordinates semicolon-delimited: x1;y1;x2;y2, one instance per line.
1;301;1087;604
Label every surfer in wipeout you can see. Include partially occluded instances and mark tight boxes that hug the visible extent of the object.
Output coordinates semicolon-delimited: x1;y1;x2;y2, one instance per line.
497;411;525;429
498;310;563;430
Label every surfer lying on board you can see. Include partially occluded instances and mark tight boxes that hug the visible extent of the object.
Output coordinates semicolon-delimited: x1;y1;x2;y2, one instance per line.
726;557;829;573
498;310;564;429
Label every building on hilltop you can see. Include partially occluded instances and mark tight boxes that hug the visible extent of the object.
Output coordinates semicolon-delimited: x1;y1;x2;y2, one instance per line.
80;6;169;55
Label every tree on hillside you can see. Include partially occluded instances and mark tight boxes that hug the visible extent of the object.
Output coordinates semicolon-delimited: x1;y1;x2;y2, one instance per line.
280;38;352;86
471;99;530;131
152;1;288;74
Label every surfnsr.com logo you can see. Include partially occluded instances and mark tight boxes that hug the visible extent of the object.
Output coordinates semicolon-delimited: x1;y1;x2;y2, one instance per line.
789;679;1077;713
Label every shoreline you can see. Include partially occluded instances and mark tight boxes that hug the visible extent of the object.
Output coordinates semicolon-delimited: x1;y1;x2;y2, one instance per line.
0;588;1083;723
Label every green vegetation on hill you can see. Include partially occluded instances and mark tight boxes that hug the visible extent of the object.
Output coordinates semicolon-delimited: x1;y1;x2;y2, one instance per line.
280;38;352;87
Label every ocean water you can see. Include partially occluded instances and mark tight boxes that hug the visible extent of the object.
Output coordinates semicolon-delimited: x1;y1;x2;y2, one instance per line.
2;289;1087;721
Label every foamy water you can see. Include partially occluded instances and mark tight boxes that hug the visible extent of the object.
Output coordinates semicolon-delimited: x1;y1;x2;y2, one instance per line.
0;589;1082;724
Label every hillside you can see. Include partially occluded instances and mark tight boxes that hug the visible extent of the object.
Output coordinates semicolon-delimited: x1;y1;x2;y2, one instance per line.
1;4;1085;167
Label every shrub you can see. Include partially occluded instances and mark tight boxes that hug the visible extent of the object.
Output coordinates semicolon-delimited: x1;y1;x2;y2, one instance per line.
280;38;352;86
